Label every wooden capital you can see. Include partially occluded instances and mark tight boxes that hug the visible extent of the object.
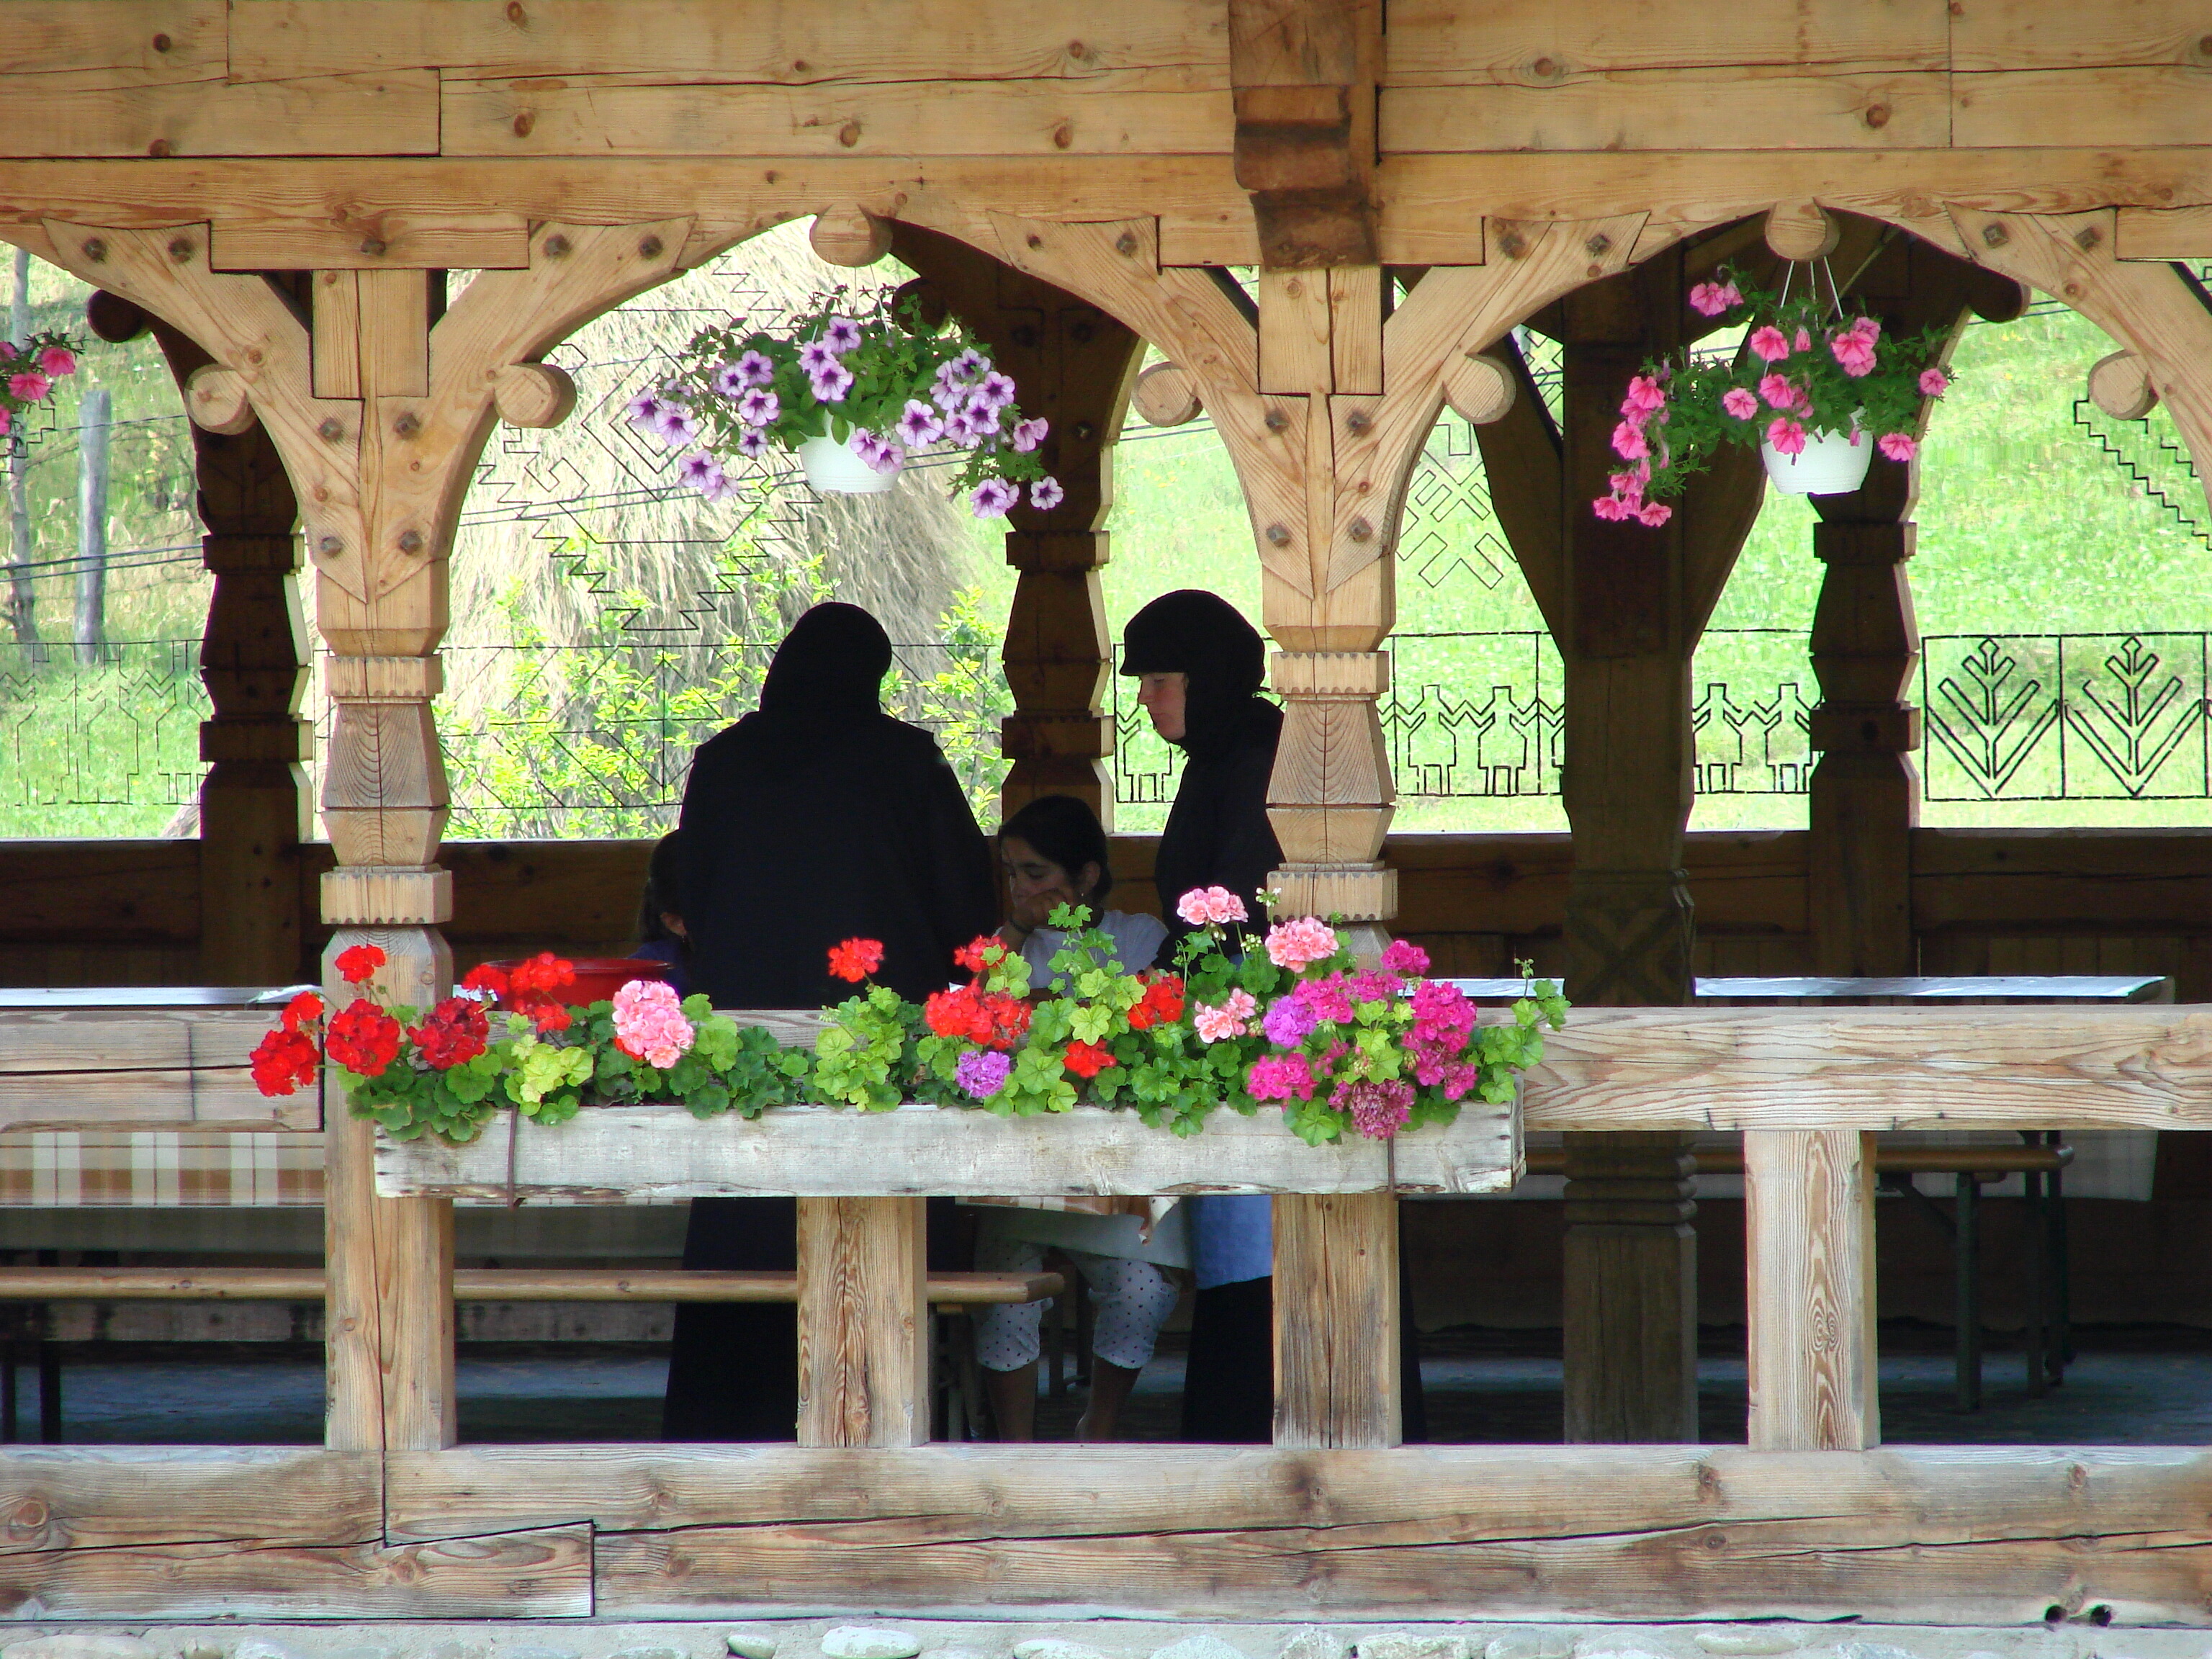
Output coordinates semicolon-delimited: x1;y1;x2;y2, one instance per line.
1269;863;1396;921
1131;361;1203;427
328;653;446;702
322;866;454;927
1443;351;1516;424
492;361;578;428
2087;349;2159;421
1766;199;1841;262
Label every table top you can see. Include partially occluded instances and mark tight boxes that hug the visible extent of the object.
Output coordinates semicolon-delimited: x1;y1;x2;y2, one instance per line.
0;986;296;1010
1448;974;2175;1004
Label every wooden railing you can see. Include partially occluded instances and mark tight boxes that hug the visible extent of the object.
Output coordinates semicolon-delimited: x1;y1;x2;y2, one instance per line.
4;1001;2212;1622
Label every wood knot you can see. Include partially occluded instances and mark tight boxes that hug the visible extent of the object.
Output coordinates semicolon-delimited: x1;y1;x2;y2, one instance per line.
2074;224;2103;251
392;412;421;439
1529;55;1559;78
639;235;664;258
837;120;862;147
358;236;387;257
1264;408;1288;431
541;233;570;258
397;529;425;554
1265;523;1292;546
511;109;536;138
1115;230;1139;256
148;138;173;158
1345;411;1372;436
1072;420;1096;441
1981;222;2009;248
1863;102;1891;129
81;238;107;264
1067;39;1089;60
150;32;172;50
1052;120;1073;149
505;0;526;20
1496;229;1527;259
318;535;343;555
318;417;344;441
166;234;194;261
1026;233;1043;249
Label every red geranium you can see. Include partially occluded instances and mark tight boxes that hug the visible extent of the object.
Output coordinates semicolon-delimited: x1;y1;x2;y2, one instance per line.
1063;1039;1116;1079
508;952;575;997
953;935;1002;975
1126;974;1186;1031
279;991;323;1033
249;1028;320;1097
925;985;989;1042
528;1000;574;1035
325;998;404;1076
408;996;490;1070
460;962;508;998
333;943;387;986
827;938;884;984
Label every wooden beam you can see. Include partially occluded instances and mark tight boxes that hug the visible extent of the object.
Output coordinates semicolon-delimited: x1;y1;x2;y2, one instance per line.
796;1196;928;1448
1273;1192;1400;1447
1744;1129;1879;1451
0;1447;379;1555
387;1441;2212;1622
1230;0;1380;267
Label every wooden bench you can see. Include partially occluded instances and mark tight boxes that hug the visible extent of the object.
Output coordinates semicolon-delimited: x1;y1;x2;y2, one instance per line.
0;1267;1061;1444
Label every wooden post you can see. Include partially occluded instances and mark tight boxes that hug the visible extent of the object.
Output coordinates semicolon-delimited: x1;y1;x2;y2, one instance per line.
796;1195;928;1447
886;225;1145;825
1545;249;1768;1443
1744;1129;1879;1451
71;386;109;666
1273;1192;1400;1447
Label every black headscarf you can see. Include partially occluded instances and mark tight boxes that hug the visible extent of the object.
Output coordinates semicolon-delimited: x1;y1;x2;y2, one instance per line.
676;602;997;1009
1120;590;1283;958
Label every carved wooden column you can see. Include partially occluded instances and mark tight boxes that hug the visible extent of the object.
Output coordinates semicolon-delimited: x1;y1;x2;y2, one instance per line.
86;291;310;987
1550;249;1767;1443
883;222;1144;824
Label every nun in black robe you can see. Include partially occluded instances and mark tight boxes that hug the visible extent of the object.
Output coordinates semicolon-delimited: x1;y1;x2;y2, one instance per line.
1120;589;1426;1444
661;602;997;1440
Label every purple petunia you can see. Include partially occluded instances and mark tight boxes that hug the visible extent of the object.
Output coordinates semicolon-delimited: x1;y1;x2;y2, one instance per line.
955;1048;1013;1100
711;362;751;398
652;404;701;447
943;348;987;384
735;387;781;427
896;399;943;446
735;349;775;387
974;369;1017;411
971;478;1018;518
822;316;863;354
1030;476;1064;511
735;428;769;459
809;361;854;403
678;450;725;495
940;406;985;445
624;391;665;431
850;429;905;475
1010;416;1048;453
930;378;966;415
797;340;840;376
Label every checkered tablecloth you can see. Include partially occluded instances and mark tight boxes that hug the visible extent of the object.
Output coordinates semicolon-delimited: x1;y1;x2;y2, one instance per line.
0;1132;323;1207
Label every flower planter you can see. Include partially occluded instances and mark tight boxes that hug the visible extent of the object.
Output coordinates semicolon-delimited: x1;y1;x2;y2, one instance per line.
1760;425;1875;495
372;1092;1522;1202
797;434;898;494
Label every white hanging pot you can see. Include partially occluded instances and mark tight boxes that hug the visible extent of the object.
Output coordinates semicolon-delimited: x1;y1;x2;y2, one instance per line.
796;434;898;495
1760;423;1874;495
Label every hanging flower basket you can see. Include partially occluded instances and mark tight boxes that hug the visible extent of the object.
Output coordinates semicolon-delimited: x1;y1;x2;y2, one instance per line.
1592;264;1953;524
0;333;82;438
625;289;1064;516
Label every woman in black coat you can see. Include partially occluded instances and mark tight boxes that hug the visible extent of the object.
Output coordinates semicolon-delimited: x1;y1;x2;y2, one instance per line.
1121;589;1424;1444
662;602;997;1439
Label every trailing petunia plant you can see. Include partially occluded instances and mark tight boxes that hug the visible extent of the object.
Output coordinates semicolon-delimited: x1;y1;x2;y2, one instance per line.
1593;264;1954;523
631;287;1064;518
0;334;82;440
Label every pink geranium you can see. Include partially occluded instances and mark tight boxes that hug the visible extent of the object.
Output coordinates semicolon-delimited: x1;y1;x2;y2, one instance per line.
1193;988;1257;1043
1877;432;1918;462
1265;916;1339;971
612;979;695;1070
1246;1053;1317;1102
1766;417;1807;457
1720;387;1759;420
1748;326;1791;364
1176;886;1249;927
1380;939;1430;978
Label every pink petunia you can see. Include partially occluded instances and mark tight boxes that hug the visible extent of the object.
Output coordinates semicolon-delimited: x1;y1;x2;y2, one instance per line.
1878;431;1918;462
1766;417;1807;457
1010;416;1048;453
1030;475;1064;511
1830;331;1878;377
1758;372;1801;412
1591;493;1633;521
1749;326;1791;364
1794;327;1812;352
1687;281;1740;318
36;346;74;379
1620;374;1668;418
1636;499;1673;527
6;370;50;404
1918;368;1950;397
970;477;1018;517
896;399;943;446
1721;386;1760;420
1611;421;1650;460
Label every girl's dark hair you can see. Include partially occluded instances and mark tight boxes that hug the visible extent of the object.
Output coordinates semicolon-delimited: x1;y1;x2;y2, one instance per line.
637;830;685;944
999;794;1113;905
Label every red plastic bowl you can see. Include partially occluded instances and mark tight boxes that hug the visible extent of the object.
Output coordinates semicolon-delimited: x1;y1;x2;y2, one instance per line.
480;956;671;1010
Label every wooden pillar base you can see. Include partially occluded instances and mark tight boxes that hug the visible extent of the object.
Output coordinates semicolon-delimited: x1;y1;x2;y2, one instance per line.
797;1196;929;1447
1273;1192;1401;1448
1562;1131;1698;1444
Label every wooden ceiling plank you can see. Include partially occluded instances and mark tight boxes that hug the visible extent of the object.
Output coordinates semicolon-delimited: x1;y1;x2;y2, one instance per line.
1954;66;2212;148
211;212;531;271
1949;0;2212;71
0;1;225;79
0;69;440;160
